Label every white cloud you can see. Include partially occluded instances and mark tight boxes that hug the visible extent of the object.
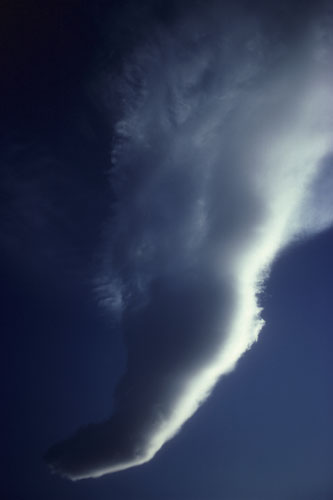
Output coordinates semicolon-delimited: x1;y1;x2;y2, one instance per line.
45;1;333;480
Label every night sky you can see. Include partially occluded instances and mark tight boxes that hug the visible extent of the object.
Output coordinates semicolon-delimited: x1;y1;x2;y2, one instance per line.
2;1;333;499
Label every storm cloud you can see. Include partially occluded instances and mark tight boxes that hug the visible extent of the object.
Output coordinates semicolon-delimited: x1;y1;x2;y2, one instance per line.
45;0;333;480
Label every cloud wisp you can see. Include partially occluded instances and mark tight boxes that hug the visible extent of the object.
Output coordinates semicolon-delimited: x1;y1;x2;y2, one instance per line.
45;1;333;480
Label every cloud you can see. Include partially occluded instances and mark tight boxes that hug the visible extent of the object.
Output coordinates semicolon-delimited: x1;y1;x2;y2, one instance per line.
45;0;333;480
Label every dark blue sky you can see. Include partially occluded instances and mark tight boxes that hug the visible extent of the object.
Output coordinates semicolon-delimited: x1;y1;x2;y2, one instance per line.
1;1;333;499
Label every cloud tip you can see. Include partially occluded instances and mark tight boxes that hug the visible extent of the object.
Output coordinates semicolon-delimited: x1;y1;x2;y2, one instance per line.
44;442;78;481
43;415;155;480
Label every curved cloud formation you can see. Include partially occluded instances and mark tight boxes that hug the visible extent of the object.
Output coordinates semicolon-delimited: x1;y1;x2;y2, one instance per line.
45;1;333;480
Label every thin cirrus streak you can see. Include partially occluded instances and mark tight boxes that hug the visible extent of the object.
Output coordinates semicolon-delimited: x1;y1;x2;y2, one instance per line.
45;2;333;480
